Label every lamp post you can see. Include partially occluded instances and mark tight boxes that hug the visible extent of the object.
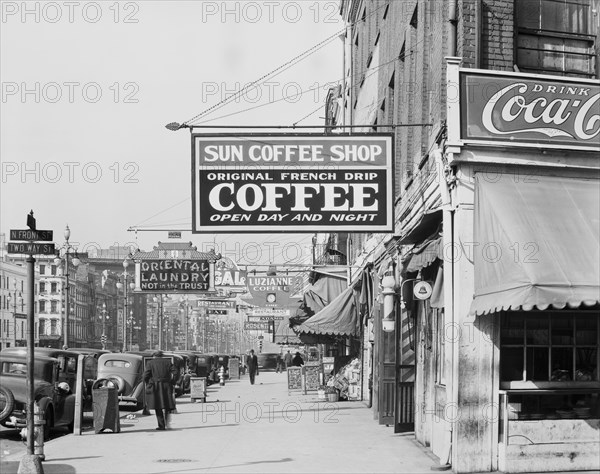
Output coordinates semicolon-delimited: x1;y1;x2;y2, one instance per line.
54;225;80;349
116;256;134;352
179;296;190;351
6;278;23;346
99;302;109;350
153;295;168;350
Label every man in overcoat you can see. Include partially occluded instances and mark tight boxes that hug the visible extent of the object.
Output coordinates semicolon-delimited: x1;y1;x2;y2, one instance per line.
144;350;177;430
246;349;259;385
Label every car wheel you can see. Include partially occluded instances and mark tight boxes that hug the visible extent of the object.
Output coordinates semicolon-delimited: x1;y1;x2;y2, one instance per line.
43;406;53;441
0;386;15;422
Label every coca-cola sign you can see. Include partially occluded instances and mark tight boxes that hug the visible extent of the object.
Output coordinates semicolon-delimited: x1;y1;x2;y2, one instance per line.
460;71;600;149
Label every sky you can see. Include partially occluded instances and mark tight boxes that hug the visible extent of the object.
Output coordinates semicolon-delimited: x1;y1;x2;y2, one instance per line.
0;0;344;267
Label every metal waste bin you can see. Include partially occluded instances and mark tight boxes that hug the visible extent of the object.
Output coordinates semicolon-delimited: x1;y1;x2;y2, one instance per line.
92;386;120;433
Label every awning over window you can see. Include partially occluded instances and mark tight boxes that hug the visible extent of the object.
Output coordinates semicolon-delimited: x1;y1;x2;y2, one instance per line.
294;287;359;337
289;268;347;327
397;209;442;245
470;174;600;316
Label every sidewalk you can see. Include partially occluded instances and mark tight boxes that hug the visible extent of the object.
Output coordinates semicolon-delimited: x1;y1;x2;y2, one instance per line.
2;371;438;474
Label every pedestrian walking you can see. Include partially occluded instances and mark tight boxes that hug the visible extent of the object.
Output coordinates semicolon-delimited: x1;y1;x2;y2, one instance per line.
284;350;293;369
292;351;304;367
275;352;284;373
144;350;177;430
246;349;259;385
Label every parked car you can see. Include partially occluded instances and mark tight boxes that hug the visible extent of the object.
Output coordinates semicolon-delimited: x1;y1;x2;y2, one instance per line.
193;353;216;382
0;352;76;439
257;353;279;372
93;353;145;411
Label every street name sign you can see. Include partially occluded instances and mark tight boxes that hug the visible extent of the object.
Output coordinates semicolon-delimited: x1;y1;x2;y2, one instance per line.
247;308;290;316
7;242;56;255
10;229;53;241
244;321;270;331
247;315;284;321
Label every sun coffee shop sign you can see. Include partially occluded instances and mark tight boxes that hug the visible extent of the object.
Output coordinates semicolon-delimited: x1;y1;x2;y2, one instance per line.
192;134;394;233
458;69;600;151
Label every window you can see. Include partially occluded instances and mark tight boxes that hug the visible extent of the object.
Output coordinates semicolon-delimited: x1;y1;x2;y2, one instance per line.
50;319;58;335
515;0;597;77
39;265;45;275
51;265;57;275
50;283;57;294
39;282;45;293
39;300;46;313
51;301;58;313
39;319;45;336
501;311;599;382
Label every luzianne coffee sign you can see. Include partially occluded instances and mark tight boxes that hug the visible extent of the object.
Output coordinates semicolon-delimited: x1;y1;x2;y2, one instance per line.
460;70;600;150
137;259;212;292
192;134;394;233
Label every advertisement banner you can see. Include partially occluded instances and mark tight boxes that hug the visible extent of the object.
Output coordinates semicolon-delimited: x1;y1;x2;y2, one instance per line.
197;299;235;309
192;134;394;233
460;70;600;150
136;259;213;292
245;273;301;308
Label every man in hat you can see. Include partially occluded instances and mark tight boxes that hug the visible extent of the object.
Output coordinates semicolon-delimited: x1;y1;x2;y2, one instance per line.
246;349;259;385
144;350;177;430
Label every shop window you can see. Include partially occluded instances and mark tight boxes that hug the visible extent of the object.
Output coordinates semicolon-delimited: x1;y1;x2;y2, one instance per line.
515;0;597;77
501;311;600;382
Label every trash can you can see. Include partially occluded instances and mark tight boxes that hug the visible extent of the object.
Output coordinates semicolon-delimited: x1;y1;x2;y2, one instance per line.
92;386;120;433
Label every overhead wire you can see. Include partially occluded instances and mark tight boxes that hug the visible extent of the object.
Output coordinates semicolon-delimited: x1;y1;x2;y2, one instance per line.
183;1;390;125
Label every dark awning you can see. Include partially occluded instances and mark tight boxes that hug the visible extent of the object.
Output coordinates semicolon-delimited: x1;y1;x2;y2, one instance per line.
294;287;359;337
397;209;442;245
289;268;347;327
469;174;600;316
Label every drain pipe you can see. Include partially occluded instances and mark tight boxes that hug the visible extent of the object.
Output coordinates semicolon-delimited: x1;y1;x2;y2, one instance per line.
449;0;458;57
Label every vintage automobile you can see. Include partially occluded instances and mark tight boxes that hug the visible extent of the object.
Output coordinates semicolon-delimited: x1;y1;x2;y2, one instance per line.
0;352;76;440
257;352;280;371
193;353;218;385
92;353;145;410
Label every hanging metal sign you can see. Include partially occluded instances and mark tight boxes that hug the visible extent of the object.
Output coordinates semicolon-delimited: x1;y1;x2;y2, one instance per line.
192;133;394;233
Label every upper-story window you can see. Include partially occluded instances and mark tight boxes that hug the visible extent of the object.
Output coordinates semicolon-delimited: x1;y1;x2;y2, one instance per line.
516;0;597;77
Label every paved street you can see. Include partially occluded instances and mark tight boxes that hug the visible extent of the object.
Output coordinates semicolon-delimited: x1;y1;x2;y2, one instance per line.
1;371;438;474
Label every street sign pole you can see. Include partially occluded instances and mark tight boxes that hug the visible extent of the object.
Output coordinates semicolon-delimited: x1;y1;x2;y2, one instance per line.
26;254;35;456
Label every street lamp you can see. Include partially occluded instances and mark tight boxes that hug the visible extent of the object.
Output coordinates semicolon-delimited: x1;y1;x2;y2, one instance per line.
116;255;134;352
99;302;110;350
179;296;190;351
153;294;168;350
6;278;23;346
54;225;80;349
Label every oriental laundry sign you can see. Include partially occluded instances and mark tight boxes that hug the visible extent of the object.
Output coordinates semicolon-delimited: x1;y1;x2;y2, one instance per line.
136;259;214;292
192;134;394;233
460;70;600;150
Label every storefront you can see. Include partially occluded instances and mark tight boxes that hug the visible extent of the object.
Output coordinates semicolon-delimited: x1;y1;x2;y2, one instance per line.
428;62;600;473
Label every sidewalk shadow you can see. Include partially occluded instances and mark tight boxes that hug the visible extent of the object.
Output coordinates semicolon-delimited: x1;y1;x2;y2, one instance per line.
1;461;76;474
